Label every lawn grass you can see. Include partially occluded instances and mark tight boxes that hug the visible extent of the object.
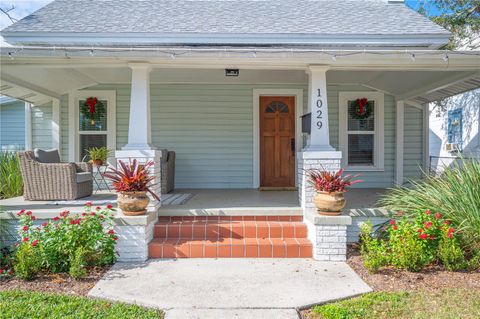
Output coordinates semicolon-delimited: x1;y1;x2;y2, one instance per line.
310;288;480;319
0;289;164;319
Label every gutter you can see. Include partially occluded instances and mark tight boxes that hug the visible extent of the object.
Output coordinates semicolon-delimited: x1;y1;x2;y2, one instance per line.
1;32;451;49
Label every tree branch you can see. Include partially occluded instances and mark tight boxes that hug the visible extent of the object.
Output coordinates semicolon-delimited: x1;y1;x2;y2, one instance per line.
0;5;18;23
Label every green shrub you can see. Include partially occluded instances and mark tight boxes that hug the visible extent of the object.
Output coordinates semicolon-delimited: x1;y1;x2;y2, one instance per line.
360;209;474;272
69;248;87;280
0;151;23;199
359;222;389;273
14;243;40;280
438;227;466;271
379;159;480;250
15;204;117;277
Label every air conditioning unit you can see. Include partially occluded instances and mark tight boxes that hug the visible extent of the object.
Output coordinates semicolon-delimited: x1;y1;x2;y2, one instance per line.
445;143;460;152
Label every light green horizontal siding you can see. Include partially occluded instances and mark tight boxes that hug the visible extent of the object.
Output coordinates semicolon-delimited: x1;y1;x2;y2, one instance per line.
404;105;423;181
81;83;307;188
327;85;396;188
31;102;52;150
0;101;25;150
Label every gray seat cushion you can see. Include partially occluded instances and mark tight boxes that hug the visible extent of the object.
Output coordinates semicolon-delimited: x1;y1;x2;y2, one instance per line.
34;148;61;163
76;172;93;183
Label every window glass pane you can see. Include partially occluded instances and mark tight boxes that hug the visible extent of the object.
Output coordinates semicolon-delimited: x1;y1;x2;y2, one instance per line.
348;100;374;131
348;134;374;165
80;134;107;161
79;99;108;131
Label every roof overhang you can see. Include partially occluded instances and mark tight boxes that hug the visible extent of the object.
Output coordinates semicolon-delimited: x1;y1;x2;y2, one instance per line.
1;32;451;49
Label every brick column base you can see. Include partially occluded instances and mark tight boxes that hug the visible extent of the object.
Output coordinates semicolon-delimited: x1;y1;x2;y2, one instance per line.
114;212;157;262
305;214;352;261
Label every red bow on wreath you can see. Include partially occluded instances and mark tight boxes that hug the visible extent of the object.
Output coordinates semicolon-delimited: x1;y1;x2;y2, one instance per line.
85;97;98;116
356;98;368;115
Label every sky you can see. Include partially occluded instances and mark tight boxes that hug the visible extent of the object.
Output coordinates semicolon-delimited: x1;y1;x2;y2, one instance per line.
0;0;444;31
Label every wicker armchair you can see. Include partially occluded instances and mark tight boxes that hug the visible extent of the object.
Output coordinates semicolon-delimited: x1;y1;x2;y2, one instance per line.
160;149;175;194
19;151;93;200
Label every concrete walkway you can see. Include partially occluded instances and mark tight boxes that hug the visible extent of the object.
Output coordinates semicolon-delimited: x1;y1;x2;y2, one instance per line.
88;259;372;319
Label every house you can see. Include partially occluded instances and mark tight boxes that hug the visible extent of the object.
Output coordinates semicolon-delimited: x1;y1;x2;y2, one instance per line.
429;88;480;173
1;0;479;262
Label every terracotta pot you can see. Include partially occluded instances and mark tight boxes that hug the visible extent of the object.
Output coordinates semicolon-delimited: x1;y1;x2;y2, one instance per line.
313;191;346;216
93;159;104;166
117;191;150;216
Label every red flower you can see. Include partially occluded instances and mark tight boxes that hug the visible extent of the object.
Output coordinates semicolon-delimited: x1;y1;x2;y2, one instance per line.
389;220;395;225
393;225;398;230
53;216;60;221
425;209;432;215
85;202;92;207
70;220;76;225
41;222;47;227
447;232;454;238
96;206;101;211
424;221;433;229
26;211;32;216
448;227;455;233
60;211;70;218
82;212;86;217
108;229;115;235
444;220;451;225
417;228;423;233
22;226;28;231
107;204;113;209
435;213;442;219
91;212;96;216
113;236;118;241
419;233;428;240
99;215;105;219
31;216;36;221
32;240;38;247
22;237;29;242
17;209;25;216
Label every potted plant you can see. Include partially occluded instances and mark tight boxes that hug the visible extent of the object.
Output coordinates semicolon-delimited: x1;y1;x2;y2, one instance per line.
307;169;362;216
86;147;112;166
103;159;160;216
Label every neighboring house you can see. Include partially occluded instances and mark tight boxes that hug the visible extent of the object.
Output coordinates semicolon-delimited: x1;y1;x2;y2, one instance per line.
429;88;480;172
0;96;25;151
0;0;479;192
0;96;55;152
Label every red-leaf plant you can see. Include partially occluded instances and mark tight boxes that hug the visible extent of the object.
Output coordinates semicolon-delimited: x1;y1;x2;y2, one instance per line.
103;159;160;200
307;169;362;193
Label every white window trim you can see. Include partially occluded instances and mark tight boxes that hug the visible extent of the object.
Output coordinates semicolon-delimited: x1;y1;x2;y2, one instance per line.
339;91;384;171
252;89;303;189
68;90;116;163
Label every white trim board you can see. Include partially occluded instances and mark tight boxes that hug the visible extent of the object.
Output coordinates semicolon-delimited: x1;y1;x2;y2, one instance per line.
68;90;116;163
338;91;385;171
253;89;303;189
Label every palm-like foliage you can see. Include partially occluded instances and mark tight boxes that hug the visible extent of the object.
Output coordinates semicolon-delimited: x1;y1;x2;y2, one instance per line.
0;151;23;199
379;159;480;249
103;159;160;200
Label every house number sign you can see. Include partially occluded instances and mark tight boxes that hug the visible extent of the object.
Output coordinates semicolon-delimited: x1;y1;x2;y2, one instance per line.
316;88;324;130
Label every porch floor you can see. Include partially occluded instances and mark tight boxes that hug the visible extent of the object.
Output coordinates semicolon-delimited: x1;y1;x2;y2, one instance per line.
0;188;390;217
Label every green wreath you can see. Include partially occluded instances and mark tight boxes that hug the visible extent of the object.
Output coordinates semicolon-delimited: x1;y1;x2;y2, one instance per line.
350;98;373;120
81;97;105;125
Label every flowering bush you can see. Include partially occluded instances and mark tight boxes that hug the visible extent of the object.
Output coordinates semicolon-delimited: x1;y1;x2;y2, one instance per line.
360;209;474;272
307;169;362;193
103;159;160;200
14;204;117;280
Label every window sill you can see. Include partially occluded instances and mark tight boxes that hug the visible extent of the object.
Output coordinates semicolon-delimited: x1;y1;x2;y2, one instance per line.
344;166;385;172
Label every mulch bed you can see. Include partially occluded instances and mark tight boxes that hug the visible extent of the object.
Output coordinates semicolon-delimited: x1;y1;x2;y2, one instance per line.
347;243;480;292
0;266;110;296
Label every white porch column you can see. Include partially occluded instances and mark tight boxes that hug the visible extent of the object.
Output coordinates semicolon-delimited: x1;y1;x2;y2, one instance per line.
306;66;334;151
299;66;348;262
395;100;405;186
123;62;154;150
115;62;161;213
24;102;32;151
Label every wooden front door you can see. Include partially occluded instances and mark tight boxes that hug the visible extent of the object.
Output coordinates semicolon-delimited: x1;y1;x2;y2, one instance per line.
260;96;296;188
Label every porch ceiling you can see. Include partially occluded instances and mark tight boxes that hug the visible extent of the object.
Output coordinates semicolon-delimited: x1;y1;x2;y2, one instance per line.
0;63;479;105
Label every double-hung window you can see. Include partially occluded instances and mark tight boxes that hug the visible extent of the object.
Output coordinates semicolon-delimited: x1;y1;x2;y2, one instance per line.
447;108;462;151
68;90;116;163
339;92;384;171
